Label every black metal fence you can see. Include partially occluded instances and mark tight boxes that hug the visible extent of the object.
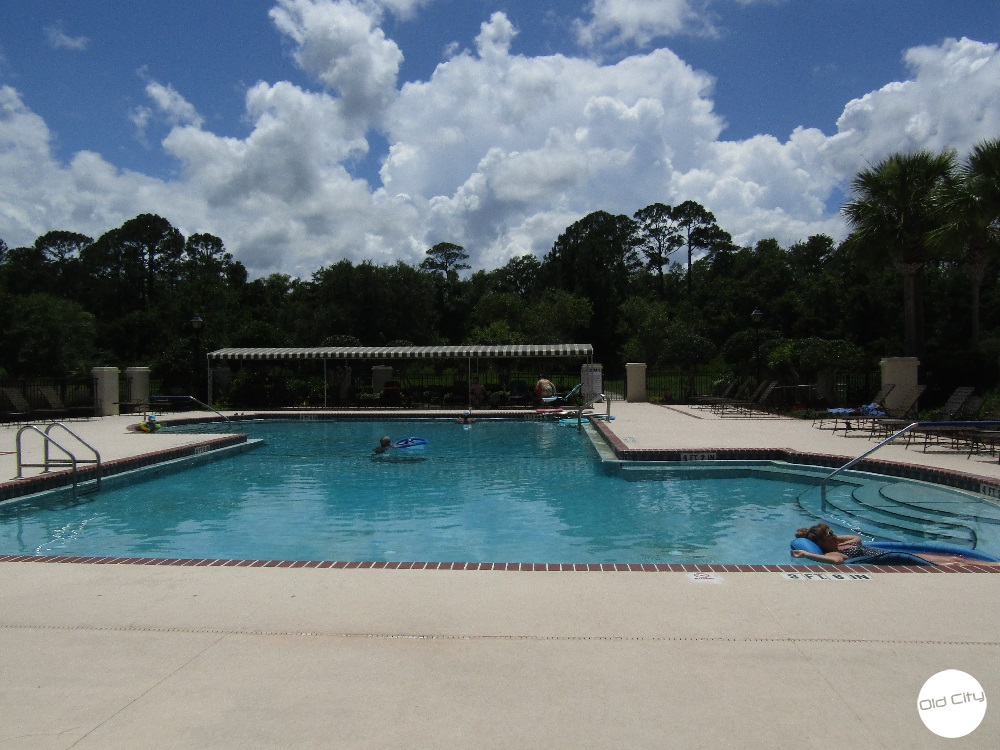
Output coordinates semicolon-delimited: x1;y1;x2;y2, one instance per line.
0;377;97;422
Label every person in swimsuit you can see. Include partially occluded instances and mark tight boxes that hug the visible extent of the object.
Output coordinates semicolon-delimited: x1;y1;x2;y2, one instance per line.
791;523;1000;566
791;524;885;564
373;436;392;455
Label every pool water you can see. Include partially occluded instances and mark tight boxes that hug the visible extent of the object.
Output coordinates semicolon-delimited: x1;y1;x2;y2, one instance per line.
1;420;997;565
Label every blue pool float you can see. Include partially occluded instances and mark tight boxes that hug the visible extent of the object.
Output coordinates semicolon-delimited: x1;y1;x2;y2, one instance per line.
790;537;1000;565
558;415;614;426
392;437;428;449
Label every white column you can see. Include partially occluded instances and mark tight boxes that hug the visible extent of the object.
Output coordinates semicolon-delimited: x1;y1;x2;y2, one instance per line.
626;362;648;402
91;367;120;416
125;367;151;412
880;357;920;413
581;364;603;404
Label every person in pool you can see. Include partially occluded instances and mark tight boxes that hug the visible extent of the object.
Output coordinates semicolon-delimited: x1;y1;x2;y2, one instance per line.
791;524;884;564
373;436;392;455
457;410;474;424
791;523;1000;566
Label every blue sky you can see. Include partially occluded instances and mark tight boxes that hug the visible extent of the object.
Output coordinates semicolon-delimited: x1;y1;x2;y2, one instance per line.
1;1;999;277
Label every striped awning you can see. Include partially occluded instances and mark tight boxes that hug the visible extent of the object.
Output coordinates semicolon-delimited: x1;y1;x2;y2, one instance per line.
207;344;593;361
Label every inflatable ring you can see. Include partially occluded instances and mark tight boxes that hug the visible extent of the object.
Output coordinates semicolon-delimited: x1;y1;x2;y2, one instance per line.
392;437;428;449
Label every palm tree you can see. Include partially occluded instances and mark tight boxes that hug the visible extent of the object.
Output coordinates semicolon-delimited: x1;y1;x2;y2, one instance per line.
932;140;1000;350
842;150;956;357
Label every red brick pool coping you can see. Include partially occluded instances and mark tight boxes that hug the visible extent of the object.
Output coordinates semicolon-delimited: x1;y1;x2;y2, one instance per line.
1;554;998;572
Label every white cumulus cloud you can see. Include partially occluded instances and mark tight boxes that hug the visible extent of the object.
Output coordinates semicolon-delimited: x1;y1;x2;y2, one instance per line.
1;0;999;283
269;0;404;123
44;25;90;52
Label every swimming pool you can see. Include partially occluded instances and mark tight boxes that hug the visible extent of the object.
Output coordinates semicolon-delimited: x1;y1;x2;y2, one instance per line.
1;420;998;565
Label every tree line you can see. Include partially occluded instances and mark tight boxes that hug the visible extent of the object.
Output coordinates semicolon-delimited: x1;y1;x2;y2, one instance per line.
1;140;998;400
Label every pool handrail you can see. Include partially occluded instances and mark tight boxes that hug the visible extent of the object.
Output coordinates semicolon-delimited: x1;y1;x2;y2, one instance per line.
571;393;610;430
151;395;231;422
15;422;102;498
820;420;1000;510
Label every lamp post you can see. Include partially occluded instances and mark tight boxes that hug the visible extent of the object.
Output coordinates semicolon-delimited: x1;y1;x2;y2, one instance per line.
751;309;763;382
190;314;204;399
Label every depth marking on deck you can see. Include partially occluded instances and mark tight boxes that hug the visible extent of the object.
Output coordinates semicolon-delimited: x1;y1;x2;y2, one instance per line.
688;572;724;584
782;572;873;581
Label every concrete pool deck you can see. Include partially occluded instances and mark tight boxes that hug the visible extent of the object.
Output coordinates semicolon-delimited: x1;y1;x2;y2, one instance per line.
2;406;999;748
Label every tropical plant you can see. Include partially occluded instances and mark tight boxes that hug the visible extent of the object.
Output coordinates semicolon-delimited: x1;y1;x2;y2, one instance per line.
842;150;956;357
932;139;1000;350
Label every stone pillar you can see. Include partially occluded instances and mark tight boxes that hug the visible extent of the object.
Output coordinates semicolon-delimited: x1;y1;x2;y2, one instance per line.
372;365;393;393
91;367;119;416
124;367;151;413
880;357;920;414
815;369;837;406
626;362;648;402
581;363;603;404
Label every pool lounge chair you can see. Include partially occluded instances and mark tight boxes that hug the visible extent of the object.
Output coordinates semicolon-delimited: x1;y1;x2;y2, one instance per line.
692;379;742;409
874;386;973;445
816;383;895;429
38;385;96;420
542;383;581;407
864;384;929;439
719;380;780;417
905;389;979;451
1;387;33;423
709;379;762;414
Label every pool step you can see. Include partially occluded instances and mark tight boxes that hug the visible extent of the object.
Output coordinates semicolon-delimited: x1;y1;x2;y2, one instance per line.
797;482;977;548
878;482;1000;525
848;483;977;546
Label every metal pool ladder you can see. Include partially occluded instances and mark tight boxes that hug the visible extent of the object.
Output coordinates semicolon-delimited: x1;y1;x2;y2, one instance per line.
820;420;1000;511
15;422;103;498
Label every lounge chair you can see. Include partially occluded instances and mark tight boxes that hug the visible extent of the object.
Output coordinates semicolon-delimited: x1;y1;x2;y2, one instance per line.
542;383;581;407
709;378;762;414
1;386;33;423
816;383;895;430
719;380;780;417
864;384;928;439
692;379;740;409
38;385;96;420
907;389;981;451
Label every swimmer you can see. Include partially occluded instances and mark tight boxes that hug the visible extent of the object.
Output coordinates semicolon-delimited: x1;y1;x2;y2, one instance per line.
457;410;474;424
792;523;1000;567
373;436;391;455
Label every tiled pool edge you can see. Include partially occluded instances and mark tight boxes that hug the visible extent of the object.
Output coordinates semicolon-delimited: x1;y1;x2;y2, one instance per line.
1;555;996;573
590;418;1000;496
0;433;249;503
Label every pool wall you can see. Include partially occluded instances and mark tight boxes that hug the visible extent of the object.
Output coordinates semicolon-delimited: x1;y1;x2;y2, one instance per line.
0;433;251;504
591;418;1000;498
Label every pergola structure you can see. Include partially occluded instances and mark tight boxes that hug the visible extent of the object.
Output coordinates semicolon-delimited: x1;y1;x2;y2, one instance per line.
205;344;595;407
